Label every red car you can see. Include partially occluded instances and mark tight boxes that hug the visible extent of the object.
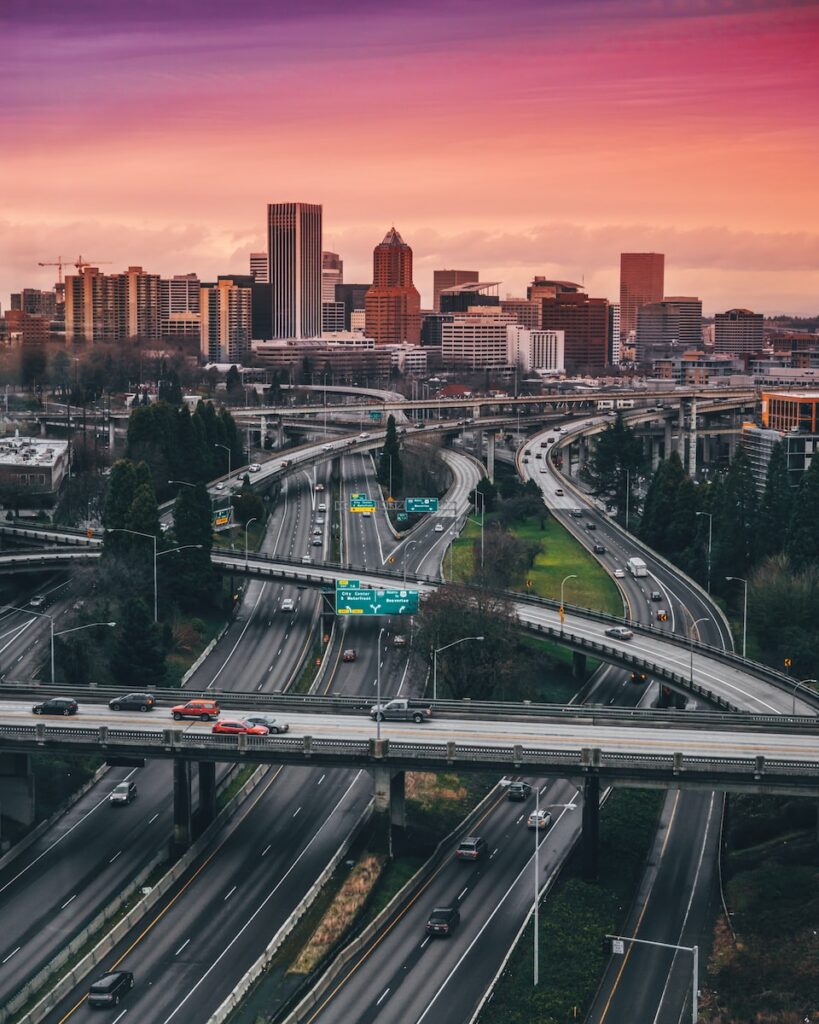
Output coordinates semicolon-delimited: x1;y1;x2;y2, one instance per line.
342;649;357;662
212;719;269;736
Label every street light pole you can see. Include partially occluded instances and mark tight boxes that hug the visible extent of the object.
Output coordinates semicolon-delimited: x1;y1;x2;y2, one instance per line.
689;615;709;688
696;511;713;592
560;574;577;633
53;622;116;680
725;576;748;658
533;795;577;986
606;933;699;1024
245;517;258;569
792;678;818;716
432;635;485;700
110;528;157;622
376;626;385;742
214;442;231;489
625;469;630;531
3;605;55;683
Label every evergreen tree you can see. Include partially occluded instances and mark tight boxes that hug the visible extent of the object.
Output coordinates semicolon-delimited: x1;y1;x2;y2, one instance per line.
785;453;819;565
103;460;137;532
712;446;759;587
475;476;498;514
587;412;644;518
110;598;166;686
167;482;215;610
127;481;160;539
639;454;686;552
225;365;241;395
757;442;792;560
158;369;182;405
377;415;403;494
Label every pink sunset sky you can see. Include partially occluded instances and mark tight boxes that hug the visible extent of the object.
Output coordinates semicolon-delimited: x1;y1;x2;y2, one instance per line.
3;0;818;315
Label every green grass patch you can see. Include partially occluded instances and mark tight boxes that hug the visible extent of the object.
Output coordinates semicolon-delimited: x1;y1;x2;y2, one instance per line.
478;788;664;1024
700;794;819;1022
164;609;226;687
216;765;258;813
292;638;323;694
452;515;622;616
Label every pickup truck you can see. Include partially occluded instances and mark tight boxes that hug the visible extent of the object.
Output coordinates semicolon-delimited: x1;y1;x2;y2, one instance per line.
369;699;432;723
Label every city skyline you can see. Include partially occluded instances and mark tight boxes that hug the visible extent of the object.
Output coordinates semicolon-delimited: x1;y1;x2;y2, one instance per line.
3;0;819;316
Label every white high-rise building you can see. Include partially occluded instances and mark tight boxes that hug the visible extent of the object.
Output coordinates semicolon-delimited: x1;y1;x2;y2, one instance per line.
267;203;322;339
250;252;269;284
507;326;565;373
200;278;252;363
159;273;201;338
608;303;621;363
442;310;515;368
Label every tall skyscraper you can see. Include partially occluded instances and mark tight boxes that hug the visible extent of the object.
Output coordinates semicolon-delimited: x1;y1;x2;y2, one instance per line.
433;269;479;311
364;228;421;345
335;283;369;330
663;296;703;349
714;308;764;355
321;251;344;304
619;253;664;339
267;202;322;339
159;273;201;338
250;252;269;284
608;303;621;363
539;292;609;372
200;277;252;363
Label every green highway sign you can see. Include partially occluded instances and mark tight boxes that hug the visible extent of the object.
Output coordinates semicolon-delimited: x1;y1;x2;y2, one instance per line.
369;410;382;421
349;493;376;514
334;580;419;616
396;513;408;522
212;505;233;531
405;497;439;514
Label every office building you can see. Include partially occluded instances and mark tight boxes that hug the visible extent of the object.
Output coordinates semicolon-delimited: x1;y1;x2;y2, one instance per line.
635;301;681;362
200;278;252;363
364;227;421;345
0;437;69;495
608;303;621;364
321;251;344;305
652;352;742;385
65;266;160;342
322;301;346;335
2;310;51;345
267;202;322;339
714;308;764;355
743;392;819;490
663;296;702;348
540;292;609;372
442;310;515;368
159;273;201;338
252;339;392;384
507;326;565;373
334;283;369;331
250;252;269;284
350;309;366;332
421;312;453;348
501;297;541;331
433;269;479;311
620;253;664;339
527;278;582;302
10;288;57;319
439;282;500;315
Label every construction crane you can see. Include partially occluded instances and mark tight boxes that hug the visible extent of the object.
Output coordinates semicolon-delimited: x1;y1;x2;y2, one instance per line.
37;255;112;283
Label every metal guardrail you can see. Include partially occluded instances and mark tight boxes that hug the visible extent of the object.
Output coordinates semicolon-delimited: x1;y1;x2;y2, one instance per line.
0;723;816;794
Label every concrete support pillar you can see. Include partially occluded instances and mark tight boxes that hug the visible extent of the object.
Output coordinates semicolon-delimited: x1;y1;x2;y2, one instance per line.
688;398;698;479
390;771;406;830
582;775;601;880
651;438;661;472
664;418;672;460
486;432;495;483
576;441;586;475
40;418;47;438
572;651;587;680
276;417;285;449
108;418;116;451
0;752;35;831
173;759;192;853
260;416;267;448
197;761;216;833
373;765;390;814
677;401;686;462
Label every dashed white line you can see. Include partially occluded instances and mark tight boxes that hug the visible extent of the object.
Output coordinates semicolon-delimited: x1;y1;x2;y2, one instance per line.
109;850;122;863
148;813;159;824
61;893;77;909
376;987;390;1006
293;806;301;817
490;848;498;859
317;774;326;785
175;939;190;956
112;1009;128;1024
2;947;20;964
420;937;430;949
458;886;468;900
224;885;237;901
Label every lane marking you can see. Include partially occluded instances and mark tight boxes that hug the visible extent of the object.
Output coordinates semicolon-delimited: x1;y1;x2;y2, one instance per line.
112;1010;128;1024
376;987;390;1006
175;939;190;956
223;886;237;901
262;844;271;857
293;806;301;818
2;947;20;964
458;886;468;900
109;851;122;864
317;775;326;785
148;813;159;825
61;893;77;909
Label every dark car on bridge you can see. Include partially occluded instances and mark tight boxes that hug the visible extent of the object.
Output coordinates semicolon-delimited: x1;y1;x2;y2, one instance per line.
426;906;460;937
87;970;134;1008
109;692;156;712
32;697;78;716
244;715;289;734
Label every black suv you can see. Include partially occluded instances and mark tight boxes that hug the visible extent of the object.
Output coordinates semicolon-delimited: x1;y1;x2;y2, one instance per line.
109;692;155;712
506;781;532;801
426;906;460;937
87;971;134;1008
455;836;487;861
32;697;78;716
593;543;606;554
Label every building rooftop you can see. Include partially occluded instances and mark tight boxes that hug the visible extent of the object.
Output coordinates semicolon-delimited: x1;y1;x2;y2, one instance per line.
379;227;407;247
440;282;500;294
763;389;819;400
0;437;68;468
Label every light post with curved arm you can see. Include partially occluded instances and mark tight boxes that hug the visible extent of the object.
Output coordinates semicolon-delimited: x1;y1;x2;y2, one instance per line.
793;678;817;716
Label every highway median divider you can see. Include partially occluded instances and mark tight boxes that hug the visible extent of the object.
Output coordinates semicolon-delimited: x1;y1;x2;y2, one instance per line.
279;779;506;1024
11;763;272;1024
